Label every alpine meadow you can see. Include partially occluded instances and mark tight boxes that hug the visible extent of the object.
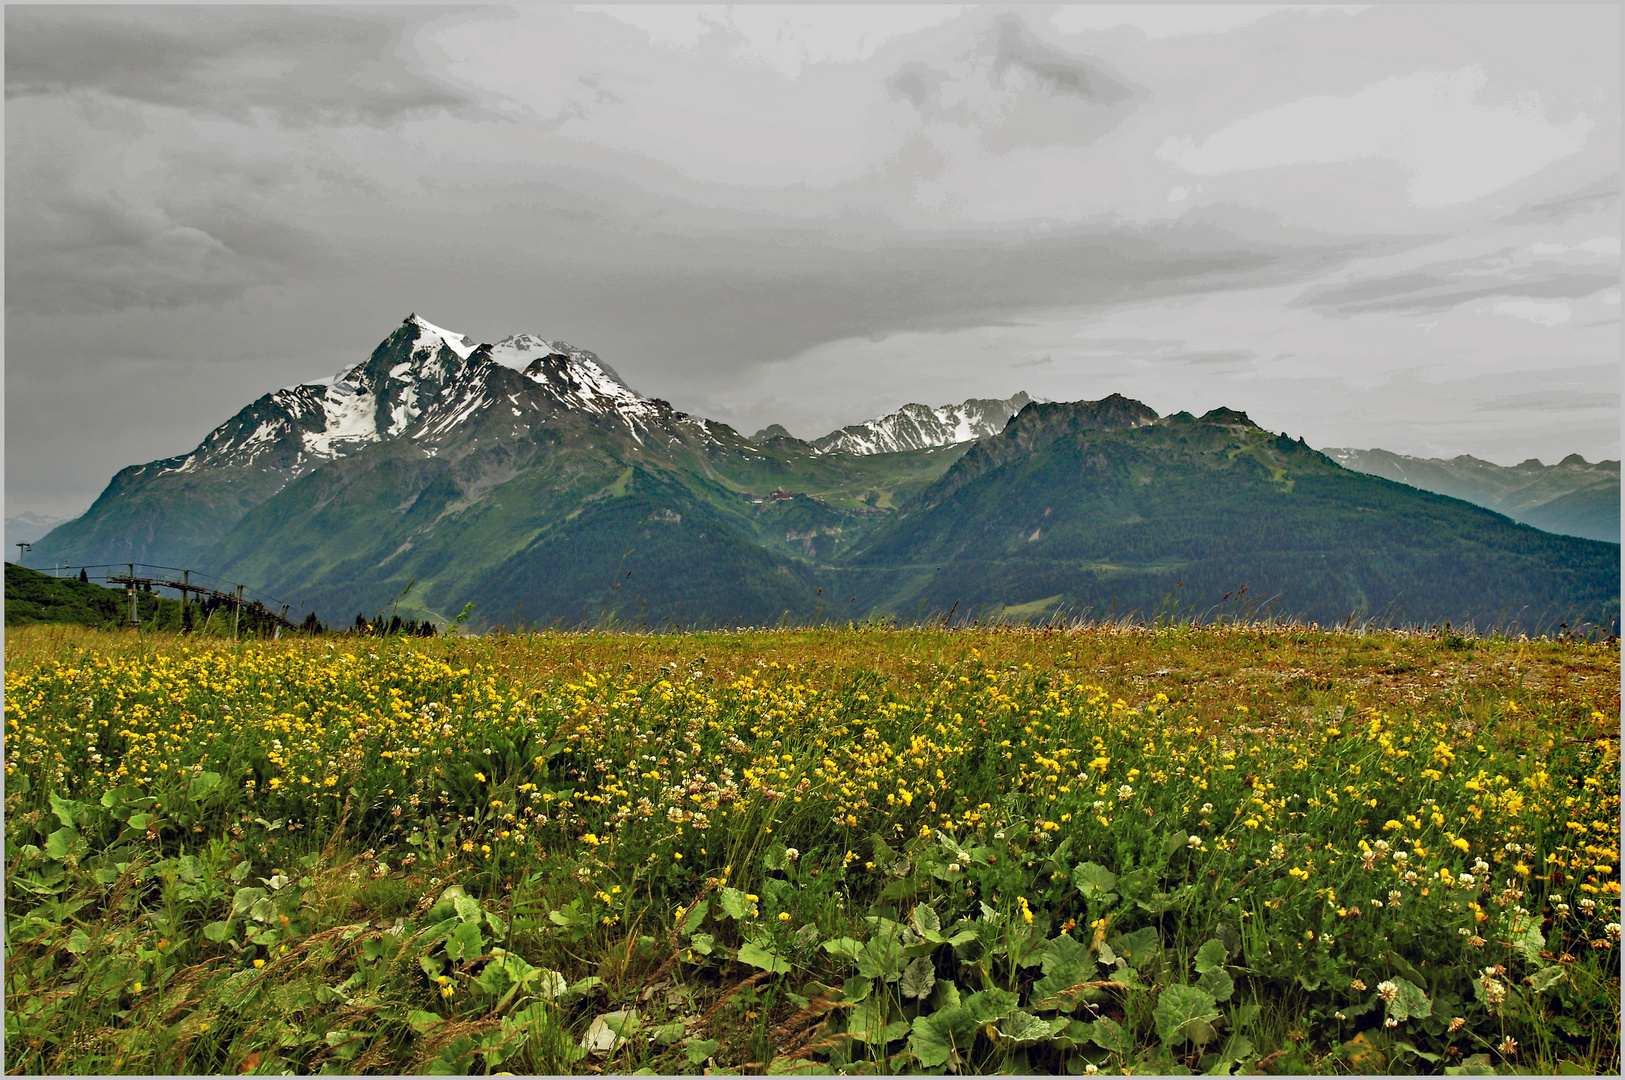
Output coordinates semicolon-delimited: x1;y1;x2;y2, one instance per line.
5;5;1621;1078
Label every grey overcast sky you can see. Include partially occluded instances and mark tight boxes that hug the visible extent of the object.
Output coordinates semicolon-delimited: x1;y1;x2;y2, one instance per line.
5;4;1619;520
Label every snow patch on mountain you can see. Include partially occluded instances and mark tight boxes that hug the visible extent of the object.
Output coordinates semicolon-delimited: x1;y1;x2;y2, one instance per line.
811;392;1036;455
307;385;380;456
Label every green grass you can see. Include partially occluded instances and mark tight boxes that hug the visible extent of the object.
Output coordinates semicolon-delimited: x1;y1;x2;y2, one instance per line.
4;623;1618;1074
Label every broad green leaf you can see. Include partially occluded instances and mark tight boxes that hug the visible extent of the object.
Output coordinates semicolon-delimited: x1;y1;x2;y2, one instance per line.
1110;926;1161;969
101;786;139;810
1219;1032;1254;1065
686;1039;720;1064
408;1009;445;1031
911;903;942;939
718;887;753;921
823;937;864;962
1085;1016;1134;1055
1164;830;1190;859
1195;967;1234;1003
1386;977;1431;1023
998;1009;1052;1044
533;969;569;1001
857;935;905;982
564;975;603;1002
1153;984;1220;1046
738;939;792;974
842;975;872;1003
1513;924;1545;965
1194;939;1228;975
1395;1041;1442;1064
1528;965;1566;993
1072;862;1117;902
230;887;267;918
764;842;789;871
900;955;935;1000
1042;934;1094;976
447;919;485;962
453;894;482;924
203;920;234;943
125;813;153;832
1031;961;1097;1011
929;979;961;1012
909;1006;974;1069
49;792;87;829
1448;1052;1496;1075
962;987;1018;1025
187;771;222;801
651;1022;687;1047
44;826;80;861
681;899;709;935
66;927;92;955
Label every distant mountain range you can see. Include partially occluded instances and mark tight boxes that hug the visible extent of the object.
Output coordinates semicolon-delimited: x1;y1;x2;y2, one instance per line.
22;315;1619;633
1324;448;1619;544
5;511;69;551
759;392;1034;455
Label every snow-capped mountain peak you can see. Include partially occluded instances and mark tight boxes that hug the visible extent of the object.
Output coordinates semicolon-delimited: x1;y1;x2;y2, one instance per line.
810;392;1036;455
407;313;477;361
159;315;715;482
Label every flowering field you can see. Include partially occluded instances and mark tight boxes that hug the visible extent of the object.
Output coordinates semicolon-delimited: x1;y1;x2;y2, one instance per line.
4;623;1618;1074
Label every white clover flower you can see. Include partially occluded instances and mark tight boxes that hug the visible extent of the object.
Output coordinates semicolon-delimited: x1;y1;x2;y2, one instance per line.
1201;803;1214;815
784;847;800;862
1458;873;1475;888
1117;784;1135;799
1377;980;1399;1002
1188;835;1204;850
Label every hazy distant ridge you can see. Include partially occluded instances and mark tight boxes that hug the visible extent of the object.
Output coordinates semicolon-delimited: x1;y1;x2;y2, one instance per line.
1325;448;1619;543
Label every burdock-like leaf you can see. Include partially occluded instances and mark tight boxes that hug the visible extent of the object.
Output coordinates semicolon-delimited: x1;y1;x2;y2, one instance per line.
900;955;936;1000
738;939;792;974
1153;984;1220;1046
1072;862;1118;903
1194;939;1229;974
1386;977;1432;1023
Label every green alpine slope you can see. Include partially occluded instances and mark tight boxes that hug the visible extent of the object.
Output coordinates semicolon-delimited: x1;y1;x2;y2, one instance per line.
840;401;1620;632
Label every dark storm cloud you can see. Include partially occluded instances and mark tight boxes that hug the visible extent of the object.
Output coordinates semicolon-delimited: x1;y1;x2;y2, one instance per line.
390;188;1360;397
5;5;481;126
1294;266;1620;316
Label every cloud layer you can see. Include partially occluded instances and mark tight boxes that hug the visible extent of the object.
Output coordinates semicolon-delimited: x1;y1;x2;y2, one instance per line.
5;4;1618;519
